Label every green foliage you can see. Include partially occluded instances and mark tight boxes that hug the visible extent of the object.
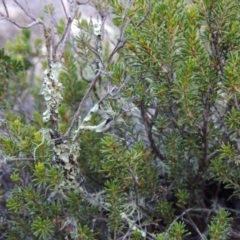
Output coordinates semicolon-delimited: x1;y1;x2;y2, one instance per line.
7;29;31;55
6;186;59;239
60;46;88;113
105;179;125;236
0;48;24;108
0;48;24;77
210;142;240;193
156;198;175;225
101;135;158;195
2;0;240;239
156;221;190;240
76;224;96;240
175;189;190;208
31;217;54;239
43;3;55;16
131;230;144;240
57;18;66;35
209;209;231;240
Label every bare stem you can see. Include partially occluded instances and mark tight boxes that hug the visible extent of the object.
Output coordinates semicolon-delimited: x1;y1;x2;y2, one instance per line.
60;0;68;18
2;0;9;17
13;0;35;21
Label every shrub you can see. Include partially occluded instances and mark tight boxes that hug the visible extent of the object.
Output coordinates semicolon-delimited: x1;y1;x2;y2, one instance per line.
0;0;240;239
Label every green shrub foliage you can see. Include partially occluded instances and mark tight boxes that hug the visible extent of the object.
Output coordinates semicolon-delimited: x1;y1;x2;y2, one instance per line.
1;0;240;239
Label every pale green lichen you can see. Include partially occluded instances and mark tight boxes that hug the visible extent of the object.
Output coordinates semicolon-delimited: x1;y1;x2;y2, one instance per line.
41;62;63;123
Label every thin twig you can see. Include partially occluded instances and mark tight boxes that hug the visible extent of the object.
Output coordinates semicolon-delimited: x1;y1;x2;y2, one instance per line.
27;20;44;28
140;100;165;160
2;0;9;17
183;217;206;240
64;71;101;138
128;168;152;215
6;158;35;161
0;10;45;29
60;0;68;19
106;38;126;64
0;13;34;28
166;208;213;235
53;0;77;61
135;0;152;28
77;38;104;66
207;150;220;161
53;17;73;61
64;39;125;138
13;0;35;21
64;0;129;137
24;0;31;14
